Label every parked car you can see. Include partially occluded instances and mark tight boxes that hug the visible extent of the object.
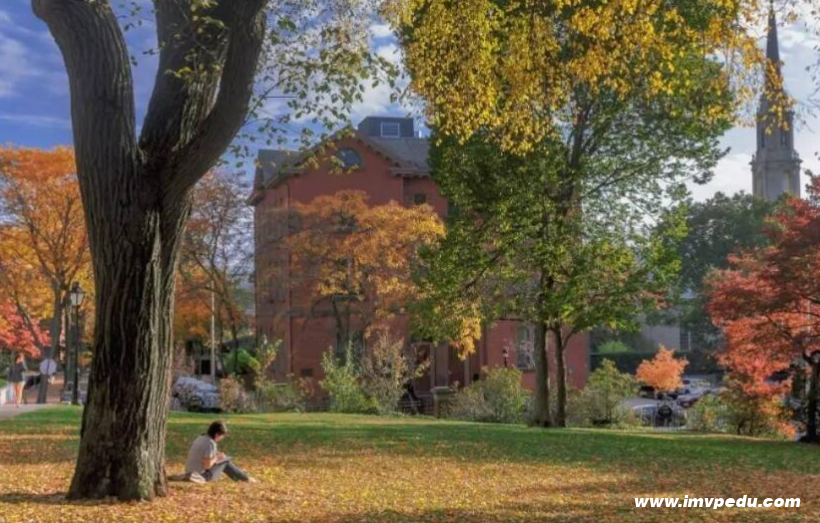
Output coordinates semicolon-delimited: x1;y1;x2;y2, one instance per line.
639;385;656;399
172;377;221;413
676;389;711;409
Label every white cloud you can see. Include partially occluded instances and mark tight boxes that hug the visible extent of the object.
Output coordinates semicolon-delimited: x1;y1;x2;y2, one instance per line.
0;32;42;98
688;152;754;202
0;113;71;129
369;23;394;39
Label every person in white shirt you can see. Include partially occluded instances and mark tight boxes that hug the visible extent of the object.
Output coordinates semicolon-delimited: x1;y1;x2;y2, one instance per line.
185;421;256;483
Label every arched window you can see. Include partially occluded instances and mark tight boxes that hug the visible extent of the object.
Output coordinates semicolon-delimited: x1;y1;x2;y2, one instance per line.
336;148;362;169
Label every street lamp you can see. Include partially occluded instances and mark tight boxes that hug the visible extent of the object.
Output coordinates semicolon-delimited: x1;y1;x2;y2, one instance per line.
68;282;85;406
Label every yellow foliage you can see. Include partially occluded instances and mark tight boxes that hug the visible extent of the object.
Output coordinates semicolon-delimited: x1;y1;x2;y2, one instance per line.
386;0;765;154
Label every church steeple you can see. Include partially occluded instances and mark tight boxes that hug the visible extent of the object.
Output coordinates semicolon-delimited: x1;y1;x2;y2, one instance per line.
751;5;801;201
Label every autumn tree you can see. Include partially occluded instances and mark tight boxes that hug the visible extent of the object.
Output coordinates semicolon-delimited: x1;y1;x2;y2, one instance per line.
284;191;444;353
0;301;50;358
32;0;389;501
389;0;758;427
636;346;689;393
0;146;92;403
708;178;820;442
180;170;253;351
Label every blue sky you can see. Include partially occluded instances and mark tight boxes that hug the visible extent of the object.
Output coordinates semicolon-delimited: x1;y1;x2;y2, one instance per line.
0;1;817;201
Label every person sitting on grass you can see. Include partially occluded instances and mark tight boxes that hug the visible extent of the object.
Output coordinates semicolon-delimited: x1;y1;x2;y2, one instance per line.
184;421;257;483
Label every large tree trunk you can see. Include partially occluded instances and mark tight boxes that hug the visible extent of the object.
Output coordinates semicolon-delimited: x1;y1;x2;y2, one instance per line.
802;361;820;444
37;286;63;404
34;0;267;501
68;199;188;500
530;321;552;427
553;327;568;427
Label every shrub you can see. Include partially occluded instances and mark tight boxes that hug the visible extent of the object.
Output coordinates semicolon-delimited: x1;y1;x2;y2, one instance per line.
582;359;639;425
685;382;794;439
451;367;529;424
595;340;631;355
720;381;794;439
687;394;726;433
218;375;255;413
252;336;281;386
223;348;261;376
320;346;375;414
360;332;422;415
256;377;308;413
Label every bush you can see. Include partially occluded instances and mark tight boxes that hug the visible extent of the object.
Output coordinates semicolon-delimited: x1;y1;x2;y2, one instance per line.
360;332;421;415
687;394;726;433
256;378;309;413
218;375;255;413
595;340;632;355
223;348;261;376
685;383;794;439
251;337;281;386
584;359;639;424
451;367;529;424
320;346;375;414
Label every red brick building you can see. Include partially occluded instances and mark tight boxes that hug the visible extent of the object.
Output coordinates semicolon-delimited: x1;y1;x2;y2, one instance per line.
250;116;589;396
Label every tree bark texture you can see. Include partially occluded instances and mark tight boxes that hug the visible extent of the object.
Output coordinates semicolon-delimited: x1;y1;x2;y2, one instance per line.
803;360;820;444
32;0;267;500
552;327;568;428
530;321;552;427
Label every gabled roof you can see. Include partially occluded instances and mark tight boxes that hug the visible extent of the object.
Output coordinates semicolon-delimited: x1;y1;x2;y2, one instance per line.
252;129;431;195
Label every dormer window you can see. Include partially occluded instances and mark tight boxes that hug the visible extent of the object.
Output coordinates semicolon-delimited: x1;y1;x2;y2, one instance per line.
336;148;362;169
380;122;401;139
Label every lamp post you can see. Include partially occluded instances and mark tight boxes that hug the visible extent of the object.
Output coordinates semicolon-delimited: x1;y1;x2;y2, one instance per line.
68;282;85;406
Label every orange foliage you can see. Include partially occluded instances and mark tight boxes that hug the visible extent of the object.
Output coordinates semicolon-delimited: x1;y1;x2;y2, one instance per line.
636;346;688;393
284;190;444;337
0;146;92;353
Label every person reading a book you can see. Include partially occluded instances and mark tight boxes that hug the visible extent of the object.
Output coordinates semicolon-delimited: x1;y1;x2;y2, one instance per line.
185;421;257;483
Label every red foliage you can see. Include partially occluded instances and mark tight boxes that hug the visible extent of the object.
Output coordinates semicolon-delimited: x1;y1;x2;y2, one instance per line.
0;301;48;358
708;178;820;400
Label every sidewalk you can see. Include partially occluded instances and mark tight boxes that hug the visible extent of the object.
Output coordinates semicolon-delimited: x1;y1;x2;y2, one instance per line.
0;373;65;420
0;403;53;421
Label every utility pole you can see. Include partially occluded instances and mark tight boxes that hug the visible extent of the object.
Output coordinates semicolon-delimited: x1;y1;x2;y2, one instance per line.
210;288;217;383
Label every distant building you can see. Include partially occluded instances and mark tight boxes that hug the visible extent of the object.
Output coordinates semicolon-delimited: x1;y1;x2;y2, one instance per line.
751;8;801;201
249;116;589;397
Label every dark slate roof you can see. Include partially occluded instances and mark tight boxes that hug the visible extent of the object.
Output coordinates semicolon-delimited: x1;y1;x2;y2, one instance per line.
254;132;431;193
370;137;430;173
255;149;300;188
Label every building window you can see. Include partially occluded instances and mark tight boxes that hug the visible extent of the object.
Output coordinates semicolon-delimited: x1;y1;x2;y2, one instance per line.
516;325;535;370
413;193;427;205
780;131;788;149
380;122;401;139
678;326;692;352
336;148;362;169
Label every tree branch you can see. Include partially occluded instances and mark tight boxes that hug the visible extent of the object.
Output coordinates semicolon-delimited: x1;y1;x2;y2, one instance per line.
162;1;268;202
32;0;141;192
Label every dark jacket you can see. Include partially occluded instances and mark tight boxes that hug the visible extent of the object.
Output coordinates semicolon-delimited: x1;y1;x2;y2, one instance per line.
8;360;27;384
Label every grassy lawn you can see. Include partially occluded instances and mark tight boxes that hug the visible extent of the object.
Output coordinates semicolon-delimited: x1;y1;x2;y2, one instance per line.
0;407;816;522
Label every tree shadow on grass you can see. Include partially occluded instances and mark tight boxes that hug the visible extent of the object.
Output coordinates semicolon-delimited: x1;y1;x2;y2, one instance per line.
0;492;109;507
